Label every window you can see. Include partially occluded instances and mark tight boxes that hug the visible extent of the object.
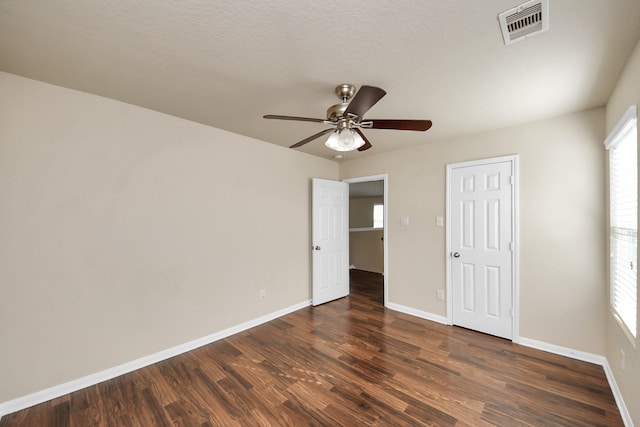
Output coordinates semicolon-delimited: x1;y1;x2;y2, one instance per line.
605;105;637;338
373;204;384;228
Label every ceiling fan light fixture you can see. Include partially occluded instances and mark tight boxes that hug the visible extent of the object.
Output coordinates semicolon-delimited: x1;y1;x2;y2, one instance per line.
324;129;365;152
265;84;432;152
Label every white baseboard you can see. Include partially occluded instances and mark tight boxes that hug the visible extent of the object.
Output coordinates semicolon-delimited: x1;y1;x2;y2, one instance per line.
518;337;633;427
601;359;633;427
386;302;449;325
517;337;606;365
0;299;312;418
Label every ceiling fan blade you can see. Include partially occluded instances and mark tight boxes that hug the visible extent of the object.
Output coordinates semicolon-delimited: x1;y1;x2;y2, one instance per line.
354;128;372;151
344;86;387;118
264;115;324;123
369;119;432;131
290;128;335;148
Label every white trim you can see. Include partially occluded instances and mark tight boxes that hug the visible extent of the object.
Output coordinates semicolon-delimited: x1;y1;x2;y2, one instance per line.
349;227;383;232
445;155;520;340
387;302;449;325
605;104;637;149
344;174;389;307
446;164;452;324
513;156;521;340
602;359;634;427
518;337;606;365
0;299;311;418
383;177;388;306
518;337;633;427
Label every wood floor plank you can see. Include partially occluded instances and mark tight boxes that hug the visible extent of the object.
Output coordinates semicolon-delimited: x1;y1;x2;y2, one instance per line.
0;270;624;426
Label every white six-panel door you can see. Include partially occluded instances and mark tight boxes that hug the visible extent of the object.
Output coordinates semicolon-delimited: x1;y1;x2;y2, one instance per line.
449;158;516;339
312;178;349;306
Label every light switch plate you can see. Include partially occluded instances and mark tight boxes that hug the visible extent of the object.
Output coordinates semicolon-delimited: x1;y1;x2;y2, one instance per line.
400;216;410;226
436;216;444;227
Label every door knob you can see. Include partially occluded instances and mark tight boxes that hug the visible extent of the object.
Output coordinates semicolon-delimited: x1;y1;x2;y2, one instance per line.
452;251;460;258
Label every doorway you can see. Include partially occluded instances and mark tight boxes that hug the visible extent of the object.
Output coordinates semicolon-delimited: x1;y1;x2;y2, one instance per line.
446;156;519;340
344;174;388;306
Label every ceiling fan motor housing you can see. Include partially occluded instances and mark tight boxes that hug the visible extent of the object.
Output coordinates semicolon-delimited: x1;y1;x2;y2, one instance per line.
327;84;357;121
326;103;349;121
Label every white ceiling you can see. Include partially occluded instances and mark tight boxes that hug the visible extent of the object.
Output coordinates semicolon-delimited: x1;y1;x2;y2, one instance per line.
1;1;639;160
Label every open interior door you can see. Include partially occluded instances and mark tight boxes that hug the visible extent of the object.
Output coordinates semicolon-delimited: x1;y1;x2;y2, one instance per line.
312;178;349;306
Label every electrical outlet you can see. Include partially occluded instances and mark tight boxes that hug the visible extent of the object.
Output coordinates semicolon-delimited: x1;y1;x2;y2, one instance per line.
621;349;625;371
259;289;266;300
436;290;445;300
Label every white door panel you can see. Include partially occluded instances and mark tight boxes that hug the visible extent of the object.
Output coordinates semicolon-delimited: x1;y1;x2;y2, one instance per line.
312;178;349;306
450;159;515;339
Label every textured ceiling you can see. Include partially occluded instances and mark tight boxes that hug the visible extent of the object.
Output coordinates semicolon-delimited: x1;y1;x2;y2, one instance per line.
1;0;639;160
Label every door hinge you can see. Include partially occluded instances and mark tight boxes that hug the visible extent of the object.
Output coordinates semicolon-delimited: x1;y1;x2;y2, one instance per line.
509;175;514;185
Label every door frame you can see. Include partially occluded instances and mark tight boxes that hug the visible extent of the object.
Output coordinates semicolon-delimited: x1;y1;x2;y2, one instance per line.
445;155;520;341
343;174;389;307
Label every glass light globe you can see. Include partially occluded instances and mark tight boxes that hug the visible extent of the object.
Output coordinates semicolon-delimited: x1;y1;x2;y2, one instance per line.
338;129;355;149
351;130;365;150
324;131;342;150
325;129;365;152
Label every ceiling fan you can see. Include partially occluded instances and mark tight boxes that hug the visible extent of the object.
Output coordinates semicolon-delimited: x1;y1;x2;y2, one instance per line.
263;84;432;152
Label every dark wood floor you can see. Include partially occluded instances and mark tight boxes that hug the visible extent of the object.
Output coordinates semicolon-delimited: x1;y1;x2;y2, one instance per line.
1;270;623;426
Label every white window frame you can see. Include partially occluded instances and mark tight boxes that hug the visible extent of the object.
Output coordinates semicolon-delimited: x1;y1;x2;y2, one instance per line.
605;104;638;340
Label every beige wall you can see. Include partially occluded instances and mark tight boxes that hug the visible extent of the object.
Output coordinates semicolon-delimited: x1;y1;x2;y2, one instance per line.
349;230;384;274
349;196;384;273
340;108;607;355
350;196;383;228
0;72;338;403
605;39;640;426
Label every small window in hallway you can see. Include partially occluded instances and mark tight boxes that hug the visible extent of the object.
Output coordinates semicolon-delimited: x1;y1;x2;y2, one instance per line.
373;204;384;229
